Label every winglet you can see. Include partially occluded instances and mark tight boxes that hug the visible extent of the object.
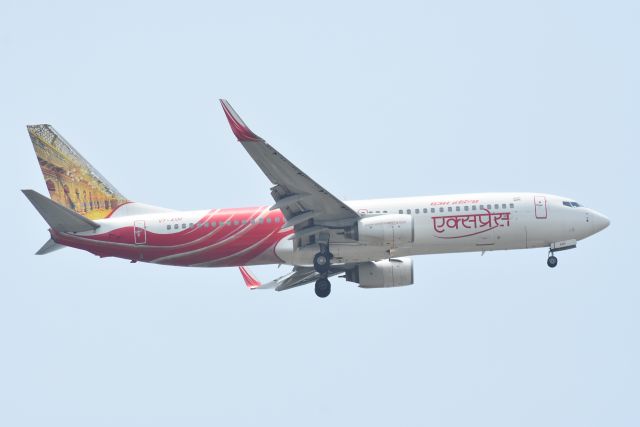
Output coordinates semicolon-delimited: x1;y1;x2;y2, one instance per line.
219;99;264;142
239;266;262;289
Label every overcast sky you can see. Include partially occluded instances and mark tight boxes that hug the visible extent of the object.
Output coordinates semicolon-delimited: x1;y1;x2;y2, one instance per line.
1;1;638;426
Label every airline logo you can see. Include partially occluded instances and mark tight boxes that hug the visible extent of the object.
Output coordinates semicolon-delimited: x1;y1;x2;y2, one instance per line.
432;209;511;239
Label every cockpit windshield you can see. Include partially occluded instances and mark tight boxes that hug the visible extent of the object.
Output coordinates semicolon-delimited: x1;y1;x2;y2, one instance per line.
562;201;582;207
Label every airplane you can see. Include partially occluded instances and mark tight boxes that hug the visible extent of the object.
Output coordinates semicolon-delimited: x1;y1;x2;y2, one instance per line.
22;100;610;298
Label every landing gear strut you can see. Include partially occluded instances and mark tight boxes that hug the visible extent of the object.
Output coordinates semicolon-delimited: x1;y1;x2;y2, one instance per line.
313;240;333;274
313;239;333;297
547;252;558;268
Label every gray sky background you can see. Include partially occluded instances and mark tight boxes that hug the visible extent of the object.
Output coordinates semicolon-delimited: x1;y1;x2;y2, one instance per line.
1;1;638;426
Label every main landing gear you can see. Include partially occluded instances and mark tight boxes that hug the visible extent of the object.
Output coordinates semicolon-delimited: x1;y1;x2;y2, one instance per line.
315;277;331;298
313;243;333;298
547;251;558;268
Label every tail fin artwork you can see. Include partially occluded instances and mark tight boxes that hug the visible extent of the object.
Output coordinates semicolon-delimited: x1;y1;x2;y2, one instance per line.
27;125;129;220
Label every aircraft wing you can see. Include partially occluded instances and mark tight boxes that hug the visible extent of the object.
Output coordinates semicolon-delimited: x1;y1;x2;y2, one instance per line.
220;100;361;240
239;266;345;292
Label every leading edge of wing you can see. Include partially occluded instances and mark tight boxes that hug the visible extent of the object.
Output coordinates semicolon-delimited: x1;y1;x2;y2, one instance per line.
220;99;264;142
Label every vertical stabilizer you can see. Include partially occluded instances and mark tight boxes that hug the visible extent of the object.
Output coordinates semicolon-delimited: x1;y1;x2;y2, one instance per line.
27;124;129;220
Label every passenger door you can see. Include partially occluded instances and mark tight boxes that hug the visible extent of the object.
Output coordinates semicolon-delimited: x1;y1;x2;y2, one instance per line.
134;220;147;245
534;196;547;219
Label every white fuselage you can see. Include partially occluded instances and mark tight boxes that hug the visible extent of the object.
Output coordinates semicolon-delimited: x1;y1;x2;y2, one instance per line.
59;192;609;268
276;192;609;266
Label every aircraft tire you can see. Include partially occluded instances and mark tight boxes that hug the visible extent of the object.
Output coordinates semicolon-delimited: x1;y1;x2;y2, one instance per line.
315;278;331;298
313;252;331;274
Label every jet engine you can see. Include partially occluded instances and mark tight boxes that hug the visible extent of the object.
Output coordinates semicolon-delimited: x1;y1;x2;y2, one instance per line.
345;214;414;248
346;257;414;288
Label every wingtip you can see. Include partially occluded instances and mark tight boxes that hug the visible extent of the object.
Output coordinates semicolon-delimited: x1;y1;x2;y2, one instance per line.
239;266;261;289
219;100;264;142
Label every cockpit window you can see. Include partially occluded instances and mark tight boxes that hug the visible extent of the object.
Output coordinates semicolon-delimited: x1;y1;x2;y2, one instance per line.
563;201;583;208
563;201;572;207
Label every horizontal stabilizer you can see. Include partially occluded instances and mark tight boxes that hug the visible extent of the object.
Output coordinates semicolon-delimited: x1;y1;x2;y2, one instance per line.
35;238;66;255
22;189;100;232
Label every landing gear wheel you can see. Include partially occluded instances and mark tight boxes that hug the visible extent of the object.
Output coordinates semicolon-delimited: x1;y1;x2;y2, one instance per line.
315;277;331;298
313;252;332;274
547;255;558;268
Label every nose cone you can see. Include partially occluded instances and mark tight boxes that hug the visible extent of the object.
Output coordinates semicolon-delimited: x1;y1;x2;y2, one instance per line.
591;211;610;234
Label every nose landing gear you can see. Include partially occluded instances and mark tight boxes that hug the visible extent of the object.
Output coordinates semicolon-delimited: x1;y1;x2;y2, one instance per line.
547;252;558;268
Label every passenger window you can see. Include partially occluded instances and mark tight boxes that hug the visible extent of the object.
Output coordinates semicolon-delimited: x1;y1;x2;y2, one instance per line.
472;205;477;210
431;208;435;213
174;224;179;229
407;209;411;214
234;220;239;225
204;222;209;227
211;221;216;227
242;219;248;224
226;221;231;226
494;204;499;209
182;223;186;229
399;210;403;214
415;209;419;214
166;225;171;230
423;208;428;213
509;203;514;209
251;219;256;224
439;207;444;213
464;206;469;211
502;204;506;209
455;206;460;212
259;218;263;224
267;218;272;223
479;205;484;209
274;217;280;223
447;207;452;212
383;210;388;213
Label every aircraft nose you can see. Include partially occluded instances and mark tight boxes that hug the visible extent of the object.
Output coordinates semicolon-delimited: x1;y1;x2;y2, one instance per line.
591;211;610;233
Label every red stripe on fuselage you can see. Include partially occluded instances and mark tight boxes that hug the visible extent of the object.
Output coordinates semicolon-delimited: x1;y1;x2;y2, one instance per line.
52;207;293;267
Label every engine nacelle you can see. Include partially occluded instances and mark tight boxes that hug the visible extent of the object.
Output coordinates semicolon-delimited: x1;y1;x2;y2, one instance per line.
346;257;414;288
347;214;414;248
